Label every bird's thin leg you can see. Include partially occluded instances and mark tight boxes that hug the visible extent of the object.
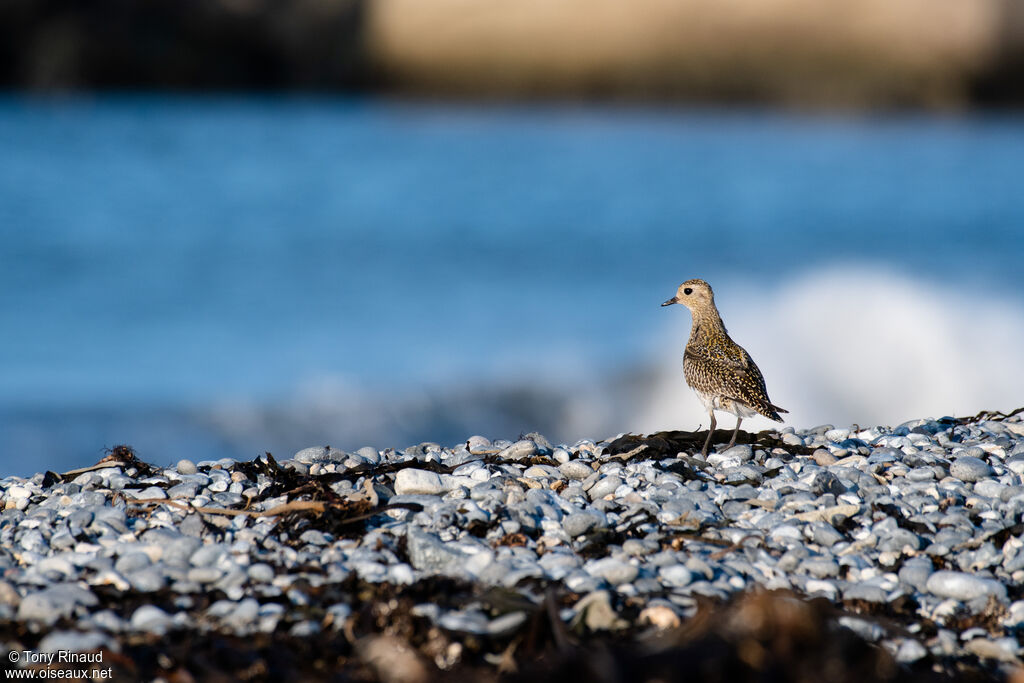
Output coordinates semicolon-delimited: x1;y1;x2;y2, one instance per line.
728;417;742;449
702;412;716;457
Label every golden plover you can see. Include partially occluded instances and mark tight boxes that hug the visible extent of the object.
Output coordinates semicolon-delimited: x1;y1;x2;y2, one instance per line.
662;279;787;456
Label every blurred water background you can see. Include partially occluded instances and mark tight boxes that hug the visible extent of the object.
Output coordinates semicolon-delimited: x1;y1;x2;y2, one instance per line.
2;97;1023;475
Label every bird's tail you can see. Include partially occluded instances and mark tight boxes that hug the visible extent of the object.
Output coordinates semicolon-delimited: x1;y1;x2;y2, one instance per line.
767;403;788;422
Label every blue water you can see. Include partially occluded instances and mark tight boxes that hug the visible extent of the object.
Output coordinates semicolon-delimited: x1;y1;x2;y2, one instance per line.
2;96;1023;474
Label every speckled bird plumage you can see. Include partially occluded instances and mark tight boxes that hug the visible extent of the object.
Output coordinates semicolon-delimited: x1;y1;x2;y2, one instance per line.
662;278;786;456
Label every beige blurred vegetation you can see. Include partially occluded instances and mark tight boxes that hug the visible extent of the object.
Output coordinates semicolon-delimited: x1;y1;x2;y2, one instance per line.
3;0;1023;107
368;0;1024;108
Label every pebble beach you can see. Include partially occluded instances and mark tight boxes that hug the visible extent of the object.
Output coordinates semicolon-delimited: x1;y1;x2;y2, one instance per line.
3;410;1024;680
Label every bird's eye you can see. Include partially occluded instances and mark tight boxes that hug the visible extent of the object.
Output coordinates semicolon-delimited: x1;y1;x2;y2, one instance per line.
683;287;692;295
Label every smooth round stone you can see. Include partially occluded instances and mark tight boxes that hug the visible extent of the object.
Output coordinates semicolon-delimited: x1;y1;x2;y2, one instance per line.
222;598;260;631
176;460;197;475
974;480;1008;500
127;568;167;593
293;446;347;465
498;440;537;461
355;446;380;465
769;525;803;542
621;539;656;556
895;639;928;663
719;445;753;462
128;486;166;500
825;429;850;443
950;457;992;483
167;483;199;499
782;433;805;447
800;558;839;579
803;579;838;600
300;530;331;546
246;563;275;583
838;616;884;642
188;567;224;584
813;449;837;466
130;605;173;635
211;492;243;507
393;469;447;495
877;529;921;553
6;485;33;501
114;552;152;574
466;435;492;452
17;584;99;625
559;461;593;481
588;476;622;501
37;630;114;655
926;570;1007;601
190;544;227;568
523;465;560;479
563;513;600;537
585;558;638;585
659;565;692;587
898;558;934;591
843;583;887;603
808;522;844;548
1005;601;1024;629
906;467;936;482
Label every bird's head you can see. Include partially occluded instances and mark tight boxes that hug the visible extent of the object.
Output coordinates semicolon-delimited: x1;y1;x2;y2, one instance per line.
661;278;715;313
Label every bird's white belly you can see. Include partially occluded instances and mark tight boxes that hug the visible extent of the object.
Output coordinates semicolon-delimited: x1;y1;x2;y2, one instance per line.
694;390;758;418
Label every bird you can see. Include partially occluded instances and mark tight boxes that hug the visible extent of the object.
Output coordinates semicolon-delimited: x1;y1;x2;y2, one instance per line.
662;278;787;457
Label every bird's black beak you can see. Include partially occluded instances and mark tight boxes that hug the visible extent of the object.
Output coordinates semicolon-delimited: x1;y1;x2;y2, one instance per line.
661;297;678;307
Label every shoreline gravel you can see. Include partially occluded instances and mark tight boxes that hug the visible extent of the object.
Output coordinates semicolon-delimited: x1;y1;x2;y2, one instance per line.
2;409;1024;681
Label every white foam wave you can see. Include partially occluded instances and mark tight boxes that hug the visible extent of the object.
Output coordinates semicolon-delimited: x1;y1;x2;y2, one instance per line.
631;265;1024;434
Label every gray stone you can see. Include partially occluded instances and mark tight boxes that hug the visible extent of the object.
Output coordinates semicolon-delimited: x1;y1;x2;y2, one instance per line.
720;445;753;462
127;486;166;500
127;568;167;592
926;571;1007;602
394;469;447;495
299;530;331;546
38;630;115;654
17;584;98;625
559;461;593;480
808;522;844;548
563;512;600;537
588;476;622;501
176;460;198;475
407;527;467;574
950;457;992;482
293;446;347;464
187;567;224;584
499;440;537;461
585;557;638;585
114;552;152;574
355;447;380;464
838;616;885;641
247;563;275;583
0;580;20;607
659;565;693;587
895;639;928;663
843;583;887;603
898;557;934;592
800;558;839;579
571;590;626;631
191;543;227;568
130;605;173;635
224;598;260;631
